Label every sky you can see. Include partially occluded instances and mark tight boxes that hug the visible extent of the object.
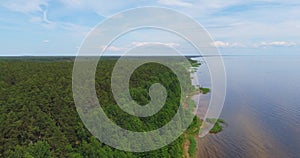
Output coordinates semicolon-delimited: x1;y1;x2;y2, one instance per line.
0;0;300;56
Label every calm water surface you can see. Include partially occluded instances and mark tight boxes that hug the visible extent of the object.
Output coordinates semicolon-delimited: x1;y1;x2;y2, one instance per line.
195;55;300;158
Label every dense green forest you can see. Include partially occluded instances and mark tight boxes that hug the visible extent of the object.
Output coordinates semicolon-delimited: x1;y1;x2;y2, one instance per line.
0;57;201;157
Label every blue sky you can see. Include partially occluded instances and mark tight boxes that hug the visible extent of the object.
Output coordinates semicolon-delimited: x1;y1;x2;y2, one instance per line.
0;0;300;56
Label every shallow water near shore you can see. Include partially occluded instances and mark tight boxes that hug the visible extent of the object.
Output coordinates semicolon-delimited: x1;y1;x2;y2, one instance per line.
194;55;300;158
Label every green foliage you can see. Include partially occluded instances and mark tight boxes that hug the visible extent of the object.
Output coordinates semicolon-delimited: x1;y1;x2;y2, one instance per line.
199;87;211;94
0;57;200;157
5;141;51;158
5;146;26;158
188;136;197;158
188;59;201;67
207;118;226;134
27;141;51;158
186;115;201;135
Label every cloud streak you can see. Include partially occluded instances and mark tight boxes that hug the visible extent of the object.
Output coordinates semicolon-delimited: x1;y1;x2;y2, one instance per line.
211;41;245;48
131;42;180;48
157;0;193;7
258;41;297;47
100;42;180;52
3;0;48;13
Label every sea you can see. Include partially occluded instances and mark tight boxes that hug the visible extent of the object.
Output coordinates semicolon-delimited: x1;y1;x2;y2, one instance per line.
193;55;300;158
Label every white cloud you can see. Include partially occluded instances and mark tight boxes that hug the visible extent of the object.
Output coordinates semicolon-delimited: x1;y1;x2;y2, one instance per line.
211;41;230;47
3;0;48;13
42;10;52;24
258;41;297;47
211;41;298;48
59;0;83;8
99;42;180;52
4;0;54;27
157;0;193;7
131;42;180;47
57;0;138;17
42;40;49;43
2;0;300;55
210;41;245;48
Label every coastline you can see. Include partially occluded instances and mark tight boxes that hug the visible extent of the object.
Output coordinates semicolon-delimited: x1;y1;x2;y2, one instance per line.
181;58;202;158
186;58;225;158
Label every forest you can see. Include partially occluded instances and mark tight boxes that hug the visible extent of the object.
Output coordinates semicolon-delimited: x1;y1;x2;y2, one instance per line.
0;57;202;158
